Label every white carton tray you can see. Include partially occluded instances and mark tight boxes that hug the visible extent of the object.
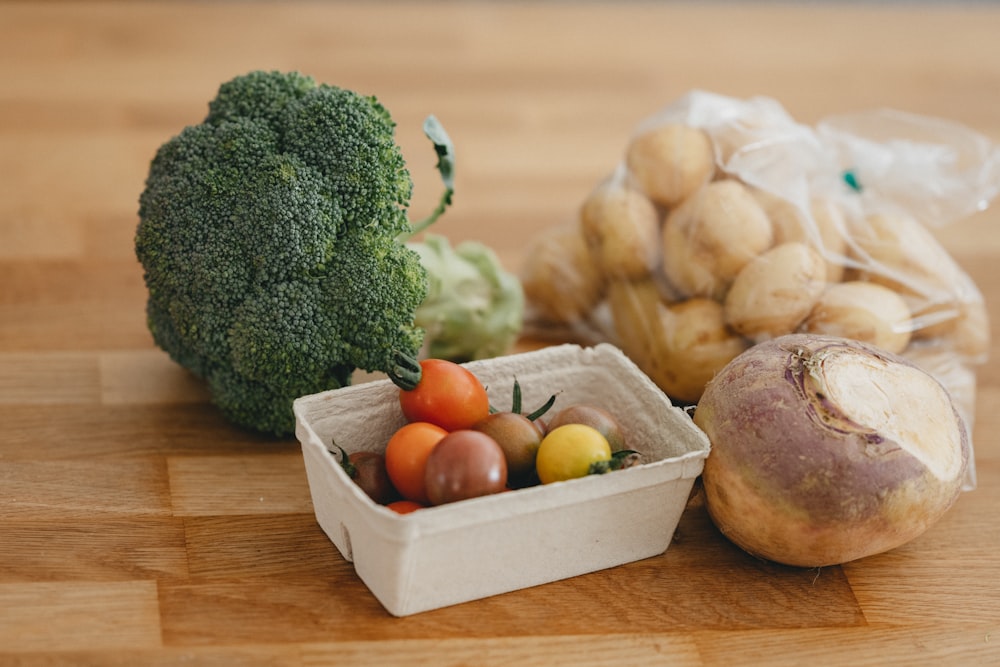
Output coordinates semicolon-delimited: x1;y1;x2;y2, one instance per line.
293;343;710;616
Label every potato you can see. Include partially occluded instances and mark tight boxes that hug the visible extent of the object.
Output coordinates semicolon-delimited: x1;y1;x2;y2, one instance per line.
660;207;719;301
847;210;966;299
625;124;715;208
801;281;912;354
606;278;666;352
913;300;990;363
942;298;990;362
520;224;604;325
579;180;661;280
607;280;747;404
753;189;849;283
696;334;970;567
846;211;987;347
659;298;750;403
605;278;670;375
661;179;773;300
724;242;827;342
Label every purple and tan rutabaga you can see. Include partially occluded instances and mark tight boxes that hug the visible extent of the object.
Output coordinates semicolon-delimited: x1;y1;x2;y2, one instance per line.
693;334;969;567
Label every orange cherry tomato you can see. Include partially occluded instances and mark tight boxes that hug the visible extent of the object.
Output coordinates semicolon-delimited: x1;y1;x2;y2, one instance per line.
398;359;490;432
384;421;447;504
386;499;426;514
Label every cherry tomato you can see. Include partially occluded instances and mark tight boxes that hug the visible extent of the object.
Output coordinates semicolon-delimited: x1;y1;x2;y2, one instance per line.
398;359;490;431
424;430;508;505
386;499;425;514
331;444;399;504
535;423;612;484
384;421;447;504
471;412;544;484
546;404;627;452
349;451;399;504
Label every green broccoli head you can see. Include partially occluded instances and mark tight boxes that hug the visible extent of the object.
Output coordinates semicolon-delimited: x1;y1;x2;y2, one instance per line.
136;71;448;436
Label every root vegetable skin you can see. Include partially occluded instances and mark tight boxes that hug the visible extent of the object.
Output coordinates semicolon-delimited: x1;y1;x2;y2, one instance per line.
580;181;661;280
694;334;969;567
661;180;774;300
605;281;748;404
848;212;964;301
605;279;678;395
626;124;715;207
520;225;604;325
660;298;749;403
753;190;849;283
723;242;827;342
801;281;913;354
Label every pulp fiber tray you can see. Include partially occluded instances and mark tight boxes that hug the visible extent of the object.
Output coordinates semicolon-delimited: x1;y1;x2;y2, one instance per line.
293;343;710;616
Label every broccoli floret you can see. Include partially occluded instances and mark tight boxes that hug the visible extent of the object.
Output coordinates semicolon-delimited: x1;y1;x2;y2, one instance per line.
135;71;452;436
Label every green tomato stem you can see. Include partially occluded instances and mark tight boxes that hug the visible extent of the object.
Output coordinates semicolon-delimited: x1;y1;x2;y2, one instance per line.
328;441;357;478
511;377;522;414
587;450;641;475
525;393;557;421
387;350;422;391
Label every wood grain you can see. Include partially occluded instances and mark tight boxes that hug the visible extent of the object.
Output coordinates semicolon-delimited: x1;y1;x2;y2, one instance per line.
0;581;162;653
2;2;1000;665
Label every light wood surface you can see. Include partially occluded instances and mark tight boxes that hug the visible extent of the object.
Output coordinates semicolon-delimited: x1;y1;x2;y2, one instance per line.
3;2;1000;665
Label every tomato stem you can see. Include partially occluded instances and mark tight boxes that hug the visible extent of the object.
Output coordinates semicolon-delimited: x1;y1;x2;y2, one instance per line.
525;393;557;421
328;441;358;478
587;450;641;475
487;376;558;420
387;350;422;391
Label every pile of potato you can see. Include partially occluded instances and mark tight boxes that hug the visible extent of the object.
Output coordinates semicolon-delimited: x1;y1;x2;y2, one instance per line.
521;119;990;411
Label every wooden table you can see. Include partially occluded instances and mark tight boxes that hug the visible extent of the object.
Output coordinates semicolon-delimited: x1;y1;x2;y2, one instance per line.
3;2;999;665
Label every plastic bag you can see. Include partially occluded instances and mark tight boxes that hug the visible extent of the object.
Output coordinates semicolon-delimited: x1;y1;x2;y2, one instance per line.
520;91;999;490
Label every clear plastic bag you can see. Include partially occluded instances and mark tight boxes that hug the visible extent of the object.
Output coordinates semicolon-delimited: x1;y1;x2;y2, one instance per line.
520;91;999;490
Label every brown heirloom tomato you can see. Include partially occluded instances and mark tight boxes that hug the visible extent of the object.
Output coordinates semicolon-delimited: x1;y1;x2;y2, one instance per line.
471;412;545;485
347;451;398;505
424;430;508;505
546;404;627;452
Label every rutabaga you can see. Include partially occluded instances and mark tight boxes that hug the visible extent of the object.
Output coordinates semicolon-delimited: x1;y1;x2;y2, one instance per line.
693;333;969;568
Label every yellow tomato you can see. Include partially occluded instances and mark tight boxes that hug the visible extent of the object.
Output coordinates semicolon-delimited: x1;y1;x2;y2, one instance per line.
535;423;612;484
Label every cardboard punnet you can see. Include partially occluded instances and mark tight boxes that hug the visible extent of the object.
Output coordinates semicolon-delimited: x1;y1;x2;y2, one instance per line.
293;343;711;616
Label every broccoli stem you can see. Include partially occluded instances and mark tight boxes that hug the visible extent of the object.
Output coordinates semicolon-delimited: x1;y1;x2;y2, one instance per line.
399;115;455;241
388;116;458;392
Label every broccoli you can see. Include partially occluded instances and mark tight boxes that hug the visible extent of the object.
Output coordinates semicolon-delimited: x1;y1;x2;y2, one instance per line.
135;71;453;436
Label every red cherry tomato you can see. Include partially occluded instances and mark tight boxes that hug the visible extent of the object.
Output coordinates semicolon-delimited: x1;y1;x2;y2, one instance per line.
384;421;448;504
424;430;508;506
398;359;490;432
